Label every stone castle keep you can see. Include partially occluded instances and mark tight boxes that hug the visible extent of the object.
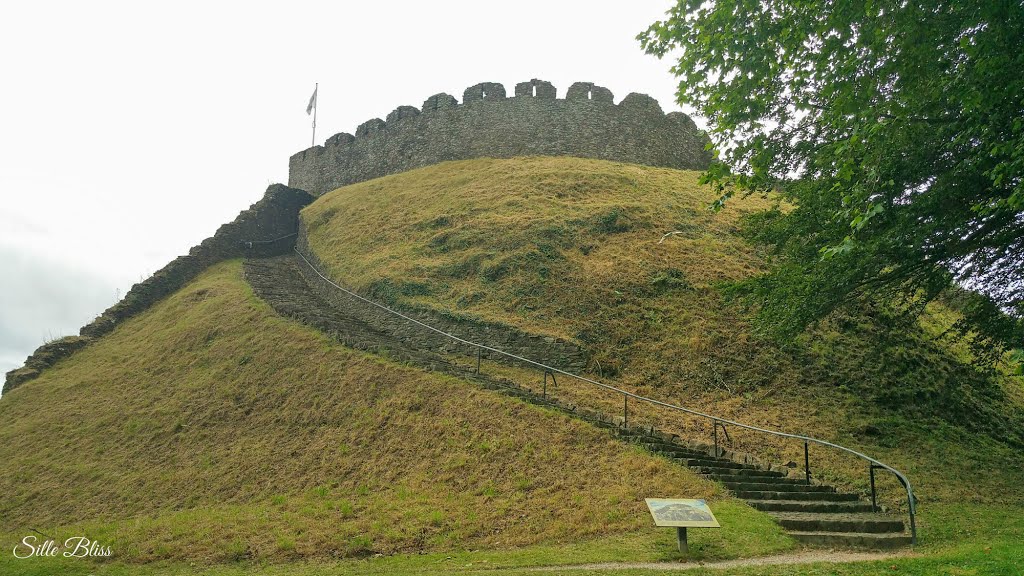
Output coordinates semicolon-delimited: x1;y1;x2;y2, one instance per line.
289;79;713;195
4;79;710;393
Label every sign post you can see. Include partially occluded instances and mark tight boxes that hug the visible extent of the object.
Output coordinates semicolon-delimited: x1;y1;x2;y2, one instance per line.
644;498;721;554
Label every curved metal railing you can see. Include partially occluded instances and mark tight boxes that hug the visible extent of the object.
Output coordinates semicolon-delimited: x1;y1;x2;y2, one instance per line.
290;246;918;543
240;232;298;249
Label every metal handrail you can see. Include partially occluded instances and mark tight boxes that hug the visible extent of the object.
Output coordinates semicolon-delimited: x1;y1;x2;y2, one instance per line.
241;232;299;248
291;246;918;543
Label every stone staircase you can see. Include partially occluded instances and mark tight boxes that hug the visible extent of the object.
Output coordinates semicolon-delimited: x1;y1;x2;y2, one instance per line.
243;253;912;549
628;433;911;549
244;257;461;372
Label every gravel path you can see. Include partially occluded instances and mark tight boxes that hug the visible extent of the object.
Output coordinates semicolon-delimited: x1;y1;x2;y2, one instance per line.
524;550;917;572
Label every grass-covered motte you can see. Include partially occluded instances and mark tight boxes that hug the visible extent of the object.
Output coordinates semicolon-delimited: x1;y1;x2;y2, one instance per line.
3;157;1022;576
302;156;1024;513
0;261;789;572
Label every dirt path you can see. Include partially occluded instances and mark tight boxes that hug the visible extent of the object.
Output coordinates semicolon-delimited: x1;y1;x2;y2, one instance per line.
524;550;917;572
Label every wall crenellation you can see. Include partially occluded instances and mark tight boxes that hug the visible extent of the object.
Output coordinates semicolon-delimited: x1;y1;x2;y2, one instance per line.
422;92;458;111
514;79;556;99
565;81;614;103
289;78;713;196
463;82;506;102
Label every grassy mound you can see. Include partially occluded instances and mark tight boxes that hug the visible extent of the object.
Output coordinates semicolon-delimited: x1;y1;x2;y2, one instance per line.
3;156;1023;576
302;156;1024;512
0;261;788;570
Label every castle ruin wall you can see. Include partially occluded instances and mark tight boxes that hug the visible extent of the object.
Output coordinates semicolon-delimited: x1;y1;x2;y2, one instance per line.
289;79;713;196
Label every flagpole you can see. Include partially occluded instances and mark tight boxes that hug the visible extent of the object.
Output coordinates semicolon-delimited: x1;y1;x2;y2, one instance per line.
312;82;318;147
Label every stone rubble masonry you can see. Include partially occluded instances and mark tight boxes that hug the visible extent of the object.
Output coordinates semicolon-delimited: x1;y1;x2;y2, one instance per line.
2;336;91;395
289;79;714;196
295;223;589;374
2;184;314;395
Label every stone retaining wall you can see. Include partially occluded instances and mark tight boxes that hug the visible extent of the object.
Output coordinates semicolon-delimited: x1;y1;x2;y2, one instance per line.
295;223;588;374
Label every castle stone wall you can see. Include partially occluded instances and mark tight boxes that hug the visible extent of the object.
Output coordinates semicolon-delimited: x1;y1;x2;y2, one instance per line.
289;79;712;196
80;184;314;339
3;184;314;395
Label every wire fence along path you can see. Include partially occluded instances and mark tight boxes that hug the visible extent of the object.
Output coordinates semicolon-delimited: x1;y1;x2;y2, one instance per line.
291;246;918;543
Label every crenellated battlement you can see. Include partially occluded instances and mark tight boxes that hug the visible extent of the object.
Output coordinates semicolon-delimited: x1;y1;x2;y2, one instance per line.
289;79;713;196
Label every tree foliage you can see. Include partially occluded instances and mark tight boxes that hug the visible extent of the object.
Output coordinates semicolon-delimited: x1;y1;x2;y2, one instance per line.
640;0;1024;357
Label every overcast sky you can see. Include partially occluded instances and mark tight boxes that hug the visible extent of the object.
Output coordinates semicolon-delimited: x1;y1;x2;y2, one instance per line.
0;0;695;380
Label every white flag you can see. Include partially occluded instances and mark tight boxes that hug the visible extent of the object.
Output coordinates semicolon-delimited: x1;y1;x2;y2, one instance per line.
306;86;318;115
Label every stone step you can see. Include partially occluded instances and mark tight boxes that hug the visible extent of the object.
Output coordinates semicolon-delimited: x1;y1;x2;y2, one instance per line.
746;499;876;513
658;450;720;462
651;449;715;461
619;431;666;442
788;531;913;549
734;490;860;502
770;512;905;534
722;481;834;493
714;473;812;485
677;458;753;470
639;441;692;451
693;467;785;479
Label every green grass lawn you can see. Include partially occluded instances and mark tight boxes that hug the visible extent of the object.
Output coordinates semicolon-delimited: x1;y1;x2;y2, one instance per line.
3;503;1020;575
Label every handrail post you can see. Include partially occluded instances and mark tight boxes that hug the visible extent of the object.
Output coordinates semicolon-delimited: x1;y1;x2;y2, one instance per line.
882;468;919;546
713;419;719;457
476;346;481;374
909;496;917;544
870;465;878;512
623;395;628;429
804;442;811;484
543;370;556;399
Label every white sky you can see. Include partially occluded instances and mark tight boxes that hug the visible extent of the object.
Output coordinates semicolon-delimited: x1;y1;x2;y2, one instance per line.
0;0;695;378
